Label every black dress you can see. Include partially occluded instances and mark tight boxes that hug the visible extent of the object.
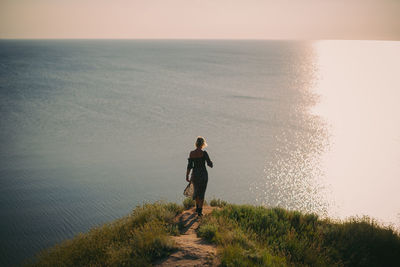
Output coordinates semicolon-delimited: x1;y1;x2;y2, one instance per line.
187;151;213;200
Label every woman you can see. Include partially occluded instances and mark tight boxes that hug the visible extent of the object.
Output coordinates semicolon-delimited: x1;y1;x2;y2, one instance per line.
186;136;213;216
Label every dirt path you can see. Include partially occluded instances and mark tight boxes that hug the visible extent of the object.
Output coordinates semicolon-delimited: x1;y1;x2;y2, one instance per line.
155;206;218;267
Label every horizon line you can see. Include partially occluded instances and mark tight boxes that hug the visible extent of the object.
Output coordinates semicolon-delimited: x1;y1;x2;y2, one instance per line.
1;37;399;42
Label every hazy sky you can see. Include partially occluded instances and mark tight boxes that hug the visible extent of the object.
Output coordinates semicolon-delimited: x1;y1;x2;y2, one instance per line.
1;0;399;40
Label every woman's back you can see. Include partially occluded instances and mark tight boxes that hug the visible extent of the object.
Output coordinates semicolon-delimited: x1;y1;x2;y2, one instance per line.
188;150;213;172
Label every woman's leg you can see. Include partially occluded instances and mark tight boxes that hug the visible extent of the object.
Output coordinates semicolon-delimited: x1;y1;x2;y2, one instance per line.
199;174;207;211
199;198;204;208
196;198;203;216
195;173;207;215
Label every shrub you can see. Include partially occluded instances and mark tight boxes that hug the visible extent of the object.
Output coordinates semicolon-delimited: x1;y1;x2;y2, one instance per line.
183;198;195;209
210;198;228;208
322;216;400;267
197;223;218;242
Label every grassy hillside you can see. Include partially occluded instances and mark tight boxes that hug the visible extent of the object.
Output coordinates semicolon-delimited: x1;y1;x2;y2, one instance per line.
199;200;400;266
27;202;183;267
29;200;400;267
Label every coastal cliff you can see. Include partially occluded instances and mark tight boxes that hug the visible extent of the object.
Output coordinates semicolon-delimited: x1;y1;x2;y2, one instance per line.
29;200;400;266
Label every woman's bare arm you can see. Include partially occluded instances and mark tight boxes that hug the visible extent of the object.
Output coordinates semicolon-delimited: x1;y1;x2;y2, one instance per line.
186;168;191;182
204;151;213;168
186;152;193;182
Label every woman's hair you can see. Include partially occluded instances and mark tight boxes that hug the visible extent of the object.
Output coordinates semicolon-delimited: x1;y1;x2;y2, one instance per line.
195;136;207;149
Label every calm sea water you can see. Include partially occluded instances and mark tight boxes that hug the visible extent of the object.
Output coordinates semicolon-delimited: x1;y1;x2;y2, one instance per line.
0;40;399;265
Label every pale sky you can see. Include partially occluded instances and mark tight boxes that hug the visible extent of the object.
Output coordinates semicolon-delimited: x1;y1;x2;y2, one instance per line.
1;0;399;40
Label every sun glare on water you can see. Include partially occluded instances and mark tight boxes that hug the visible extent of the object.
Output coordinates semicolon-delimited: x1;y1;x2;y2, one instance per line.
312;40;400;227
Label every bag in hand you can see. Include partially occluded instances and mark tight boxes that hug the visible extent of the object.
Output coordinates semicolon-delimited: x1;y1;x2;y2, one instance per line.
183;181;194;197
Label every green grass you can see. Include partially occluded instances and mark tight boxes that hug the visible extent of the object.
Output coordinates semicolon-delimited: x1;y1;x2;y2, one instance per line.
183;198;209;210
183;197;195;209
210;198;228;208
28;200;400;267
28;202;183;267
198;203;400;267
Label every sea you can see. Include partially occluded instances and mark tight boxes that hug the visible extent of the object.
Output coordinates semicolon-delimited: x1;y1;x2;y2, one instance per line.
1;40;399;265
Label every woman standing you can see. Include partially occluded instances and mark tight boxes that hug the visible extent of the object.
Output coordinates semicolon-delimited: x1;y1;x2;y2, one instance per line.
186;136;213;216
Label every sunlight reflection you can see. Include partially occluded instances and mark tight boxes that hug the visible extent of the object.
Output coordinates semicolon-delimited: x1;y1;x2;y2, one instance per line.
313;40;400;227
252;40;400;228
250;42;330;216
